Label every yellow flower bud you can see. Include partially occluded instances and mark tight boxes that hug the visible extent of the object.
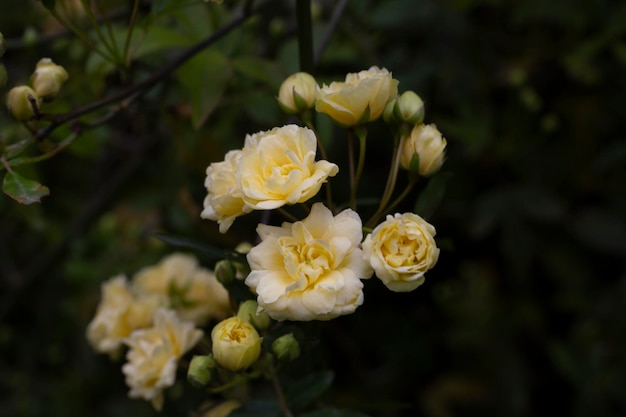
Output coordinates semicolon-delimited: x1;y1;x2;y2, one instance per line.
187;354;217;387
6;85;40;121
399;123;447;176
271;333;300;362
277;72;317;114
31;58;69;101
237;300;271;331
211;317;262;371
214;259;236;286
394;91;425;125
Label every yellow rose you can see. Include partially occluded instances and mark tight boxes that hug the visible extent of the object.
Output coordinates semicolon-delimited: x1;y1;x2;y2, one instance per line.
277;72;317;114
211;317;262;371
201;149;251;233
237;125;338;210
86;275;162;357
132;253;232;325
399;123;447;176
245;202;373;321
362;213;440;292
122;308;203;411
315;66;398;126
30;58;69;101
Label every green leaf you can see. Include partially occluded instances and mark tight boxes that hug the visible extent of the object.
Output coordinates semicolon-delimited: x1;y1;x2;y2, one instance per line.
176;48;232;128
286;370;334;409
413;171;451;219
2;171;50;204
232;57;288;89
228;400;282;417
301;410;371;417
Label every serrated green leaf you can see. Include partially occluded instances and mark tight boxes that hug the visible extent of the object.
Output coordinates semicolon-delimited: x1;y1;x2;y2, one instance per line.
3;171;49;204
286;370;334;409
413;172;451;219
232;57;288;88
176;49;232;128
228;400;282;417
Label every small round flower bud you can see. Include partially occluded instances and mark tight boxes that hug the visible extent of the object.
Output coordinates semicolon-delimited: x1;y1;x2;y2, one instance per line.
31;58;69;102
0;64;7;88
277;72;317;114
237;300;271;331
187;354;217;387
235;241;253;255
0;33;5;58
6;85;40;121
211;317;262;372
271;333;300;362
383;98;397;124
399;123;447;176
394;91;425;124
214;259;236;286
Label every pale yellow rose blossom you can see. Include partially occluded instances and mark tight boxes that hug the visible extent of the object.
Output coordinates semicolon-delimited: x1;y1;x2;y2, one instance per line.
237;124;338;210
362;213;440;292
201;149;251;233
132;253;231;325
245;202;373;321
86;275;162;358
122;308;203;411
315;66;399;126
399;123;447;176
211;316;262;371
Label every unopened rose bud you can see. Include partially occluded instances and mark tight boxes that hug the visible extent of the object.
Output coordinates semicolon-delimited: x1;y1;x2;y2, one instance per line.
0;64;7;88
383;99;397;124
271;333;300;362
214;259;236;286
235;241;252;255
31;58;69;101
187;354;217;387
211;317;262;371
237;300;271;331
6;85;40;121
394;91;425;124
0;33;5;58
399;123;447;176
277;72;317;114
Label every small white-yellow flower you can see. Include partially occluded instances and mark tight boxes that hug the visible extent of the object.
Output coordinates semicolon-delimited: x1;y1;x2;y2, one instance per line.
362;213;439;292
86;275;162;357
399;123;447;176
122;308;203;411
201;149;251;233
132;253;231;325
237;125;338;210
315;66;399;126
211;316;262;371
245;202;373;321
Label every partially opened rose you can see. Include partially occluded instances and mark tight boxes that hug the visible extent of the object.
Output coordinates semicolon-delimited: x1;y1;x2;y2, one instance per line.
245;203;373;321
315;66;398;126
201;149;251;233
237;125;338;210
363;213;439;292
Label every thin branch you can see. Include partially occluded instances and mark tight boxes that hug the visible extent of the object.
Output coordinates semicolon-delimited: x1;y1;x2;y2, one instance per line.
314;0;349;66
296;0;314;74
32;0;269;142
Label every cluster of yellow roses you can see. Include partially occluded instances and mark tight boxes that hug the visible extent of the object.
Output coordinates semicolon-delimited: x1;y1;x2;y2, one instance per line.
86;253;231;410
202;66;445;322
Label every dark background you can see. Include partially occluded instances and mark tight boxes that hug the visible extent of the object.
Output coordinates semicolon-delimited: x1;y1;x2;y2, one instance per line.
1;0;625;416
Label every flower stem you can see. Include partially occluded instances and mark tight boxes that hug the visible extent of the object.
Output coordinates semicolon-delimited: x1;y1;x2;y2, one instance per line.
349;126;367;210
296;0;314;74
366;175;418;228
272;375;295;417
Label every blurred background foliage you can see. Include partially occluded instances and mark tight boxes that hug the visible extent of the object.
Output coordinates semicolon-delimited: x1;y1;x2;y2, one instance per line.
1;0;626;416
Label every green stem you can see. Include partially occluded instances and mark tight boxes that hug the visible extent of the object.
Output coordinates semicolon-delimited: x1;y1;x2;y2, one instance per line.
122;0;141;68
295;0;314;74
349;127;367;210
272;375;295;417
80;0;121;63
377;132;403;215
305;120;334;212
94;0;120;62
347;130;356;207
366;175;418;228
6;133;78;167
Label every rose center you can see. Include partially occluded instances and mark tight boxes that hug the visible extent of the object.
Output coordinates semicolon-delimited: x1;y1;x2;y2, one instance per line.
279;237;333;286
